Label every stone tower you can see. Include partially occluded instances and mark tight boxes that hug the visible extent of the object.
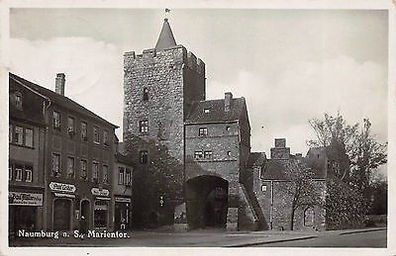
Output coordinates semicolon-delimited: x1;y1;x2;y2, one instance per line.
123;18;206;162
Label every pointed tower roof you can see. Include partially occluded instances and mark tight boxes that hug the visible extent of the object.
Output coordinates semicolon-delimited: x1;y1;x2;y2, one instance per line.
155;18;177;50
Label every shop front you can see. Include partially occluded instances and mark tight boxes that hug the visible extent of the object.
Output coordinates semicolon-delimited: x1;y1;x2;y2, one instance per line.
9;190;43;235
91;187;111;230
114;196;131;231
49;182;76;231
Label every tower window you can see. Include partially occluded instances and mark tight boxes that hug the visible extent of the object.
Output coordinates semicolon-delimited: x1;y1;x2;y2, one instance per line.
139;120;149;134
198;127;208;136
143;88;149;101
139;150;148;164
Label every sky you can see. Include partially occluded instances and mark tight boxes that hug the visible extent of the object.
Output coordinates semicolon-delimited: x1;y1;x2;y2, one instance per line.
9;8;388;157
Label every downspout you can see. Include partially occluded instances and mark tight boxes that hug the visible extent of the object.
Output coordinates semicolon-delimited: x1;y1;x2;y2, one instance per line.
42;98;52;230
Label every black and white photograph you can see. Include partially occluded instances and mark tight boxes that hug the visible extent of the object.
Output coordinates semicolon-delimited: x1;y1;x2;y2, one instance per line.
1;1;395;255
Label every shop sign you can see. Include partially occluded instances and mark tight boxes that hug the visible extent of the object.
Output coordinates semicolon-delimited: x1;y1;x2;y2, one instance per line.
49;182;76;193
9;192;43;206
96;197;111;201
54;192;75;198
91;188;109;197
115;197;131;203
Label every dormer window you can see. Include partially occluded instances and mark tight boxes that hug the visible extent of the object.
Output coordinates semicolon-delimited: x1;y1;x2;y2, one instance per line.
15;92;22;110
143;87;149;101
204;108;210;114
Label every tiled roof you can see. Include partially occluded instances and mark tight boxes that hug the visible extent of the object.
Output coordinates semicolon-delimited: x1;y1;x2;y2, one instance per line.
10;73;118;128
186;98;246;124
261;158;327;180
155;18;177;50
248;152;266;168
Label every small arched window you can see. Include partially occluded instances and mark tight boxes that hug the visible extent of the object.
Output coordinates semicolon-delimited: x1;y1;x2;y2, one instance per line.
143;87;149;101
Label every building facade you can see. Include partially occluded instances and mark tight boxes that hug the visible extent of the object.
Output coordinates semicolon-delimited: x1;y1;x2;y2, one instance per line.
123;19;264;230
9;73;118;232
9;75;48;234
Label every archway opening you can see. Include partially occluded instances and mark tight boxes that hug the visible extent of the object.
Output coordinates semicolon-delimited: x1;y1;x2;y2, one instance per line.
186;175;228;229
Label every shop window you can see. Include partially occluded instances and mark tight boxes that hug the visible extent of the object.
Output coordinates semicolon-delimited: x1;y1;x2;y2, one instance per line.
204;151;213;159
80;159;87;180
94;201;109;228
92;162;99;183
93;127;100;144
52;153;61;177
81;122;88;141
103;130;109;146
67;116;75;136
194;150;203;160
25;166;33;182
139;120;149;134
102;165;109;183
143;87;149;101
139;150;148;164
67;157;75;178
53;111;61;130
118;167;125;185
198;127;208;137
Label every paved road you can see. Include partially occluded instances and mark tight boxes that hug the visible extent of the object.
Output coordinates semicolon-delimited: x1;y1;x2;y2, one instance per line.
254;230;387;248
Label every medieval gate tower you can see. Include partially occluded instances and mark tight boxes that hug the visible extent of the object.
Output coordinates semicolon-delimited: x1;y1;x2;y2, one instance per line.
123;18;263;230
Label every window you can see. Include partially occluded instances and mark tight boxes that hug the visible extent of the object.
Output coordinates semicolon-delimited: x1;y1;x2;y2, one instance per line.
139;120;149;134
125;168;132;185
67;117;75;135
204;108;210;114
15;92;23;109
67;157;74;178
194;151;203;160
139;150;148;164
103;130;109;146
92;162;99;182
15;165;23;181
25;166;33;182
102;165;109;183
227;151;232;157
226;126;231;131
14;126;23;145
261;185;267;192
118;167;125;185
143;87;149;101
198;127;208;136
25;128;33;147
53;111;61;130
52;153;61;177
8;165;12;181
204;151;213;159
81;122;88;141
80;159;87;180
93;127;100;144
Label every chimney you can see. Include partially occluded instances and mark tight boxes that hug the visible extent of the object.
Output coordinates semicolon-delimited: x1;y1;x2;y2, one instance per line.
224;92;233;112
55;73;65;95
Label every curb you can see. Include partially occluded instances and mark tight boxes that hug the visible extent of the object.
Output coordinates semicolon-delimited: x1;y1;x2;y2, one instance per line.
224;235;318;247
339;227;386;236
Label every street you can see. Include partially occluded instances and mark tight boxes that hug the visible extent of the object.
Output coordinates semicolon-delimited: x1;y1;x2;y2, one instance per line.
253;229;387;247
9;228;386;248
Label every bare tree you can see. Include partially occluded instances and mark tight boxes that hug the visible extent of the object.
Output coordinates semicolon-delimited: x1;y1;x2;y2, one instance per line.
284;160;325;230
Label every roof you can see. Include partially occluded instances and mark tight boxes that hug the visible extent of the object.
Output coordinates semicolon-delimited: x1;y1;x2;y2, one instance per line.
155;18;177;50
261;158;327;180
10;73;118;128
248;152;266;168
185;98;246;124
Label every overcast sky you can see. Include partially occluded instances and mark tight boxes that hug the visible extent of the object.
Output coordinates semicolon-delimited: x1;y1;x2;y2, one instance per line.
9;8;388;157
